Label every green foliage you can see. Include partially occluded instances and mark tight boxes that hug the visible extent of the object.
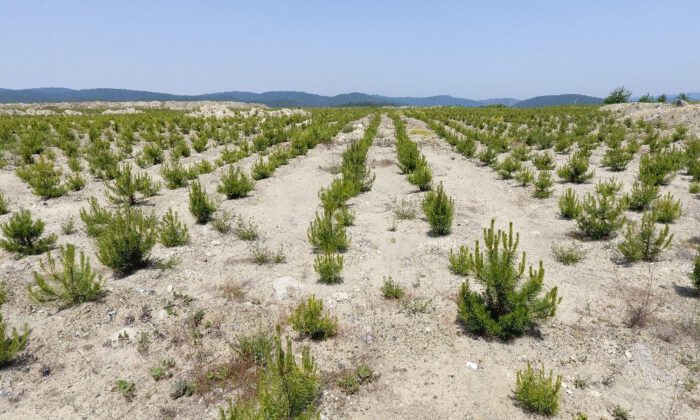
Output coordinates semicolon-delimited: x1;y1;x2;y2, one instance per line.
457;220;559;340
496;156;522;179
96;208;157;274
602;147;633;171
618;212;672;262
514;167;535;186
0;312;29;367
220;329;319;419
658;94;667;103
28;244;103;307
422;182;454;236
449;245;472;275
639;151;681;186
159;208;189;247
251;158;274;180
477;147;498;166
576;192;626;239
217;166;254;199
307;212;348;253
65;171;86;191
160;160;191;189
623;181;659;211
115;379;136;401
604;87;632;104
595;177;622;197
638;93;654;103
611;405;632;420
380;276;405;299
533;171;554;198
0;192;8;215
558;188;582;219
551;243;586;265
0;209;56;256
314;253;343;284
233;216;259;240
80;197;112;237
692;250;700;292
557;151;594;183
333;206;355;227
16;156;65;199
532;152;555;171
188;180;217;224
407;160;433;191
514;363;562;416
106;163;160;205
290;296;337;340
651;192;681;223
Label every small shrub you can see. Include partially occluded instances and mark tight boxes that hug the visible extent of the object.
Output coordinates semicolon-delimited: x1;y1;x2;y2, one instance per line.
422;182;454;236
0;312;29;367
513;363;562;416
251;244;285;265
558;188;581;219
533;171;554;198
333;206;355;227
314;253;343;283
690;181;700;194
692;250;700;292
61;217;76;235
106;163;160;206
290;295;337;340
0;209;56;256
407;161;432;191
307;212;348;253
160;160;190;189
618;212;673;262
514;167;535;186
28;244;103;307
551;243;586;265
217;166;254;199
448;245;472;275
251;158;274;180
380;276;404;299
235;332;273;366
611;405;632;420
457;220;559;340
159;209;189;247
623;181;658;211
532;152;555;170
557;151;594;183
651;192;681;223
0;192;8;215
188;181;217;224
477;147;498;166
595;177;622;197
80;197;112;237
234;217;259;240
16;156;65;199
576;192;625;239
496;156;522;179
96;208;157;274
602;147;633;171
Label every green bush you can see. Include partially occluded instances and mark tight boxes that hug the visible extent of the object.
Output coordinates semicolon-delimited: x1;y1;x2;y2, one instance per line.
496;156;522;179
380;276;405;299
514;167;535;186
692;250;700;292
513;363;562;416
80;197;113;237
551;243;586;265
0;192;9;215
219;329;319;419
217;166;254;199
407;160;433;191
618;212;672;262
623;181;659;211
477;147;498;166
188;181;217;224
457;220;559;340
576;192;626;239
96;208;158;274
0;312;29;367
251;158;274;180
314;253;343;284
28;244;103;307
558;188;581;219
307;212;348;253
533;171;554;198
595;178;623;197
290;295;337;340
106;163;160;205
449;245;472;275
333;206;355;227
159;208;189;247
422;182;454;236
602;147;633;171
16;156;65;199
160;160;190;189
604;87;632;104
319;179;354;214
0;210;56;256
532;152;555;171
557;151;594;183
652;192;682;223
639;151;680;186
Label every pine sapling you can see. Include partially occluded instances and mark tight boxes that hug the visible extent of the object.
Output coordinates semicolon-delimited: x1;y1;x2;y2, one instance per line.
558;188;581;219
159;208;189;247
618;212;673;262
217;165;254;199
314;253;343;284
422;182;454;236
533;171;554;198
0;209;56;256
188;180;217;224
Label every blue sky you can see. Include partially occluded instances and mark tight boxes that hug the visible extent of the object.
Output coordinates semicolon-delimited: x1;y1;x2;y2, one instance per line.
1;1;698;99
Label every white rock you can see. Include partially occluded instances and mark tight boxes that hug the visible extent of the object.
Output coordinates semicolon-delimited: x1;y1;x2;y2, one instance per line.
466;361;478;371
272;276;303;300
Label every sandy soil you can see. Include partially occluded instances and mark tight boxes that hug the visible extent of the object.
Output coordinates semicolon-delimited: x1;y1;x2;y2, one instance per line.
603;102;700;137
0;109;699;419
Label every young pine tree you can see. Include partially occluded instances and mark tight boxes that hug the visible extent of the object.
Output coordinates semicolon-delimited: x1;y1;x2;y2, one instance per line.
422;182;454;236
188;180;217;224
0;209;56;256
96;208;157;274
0;312;29;367
28;244;104;307
457;220;559;340
158;208;189;247
217;165;254;199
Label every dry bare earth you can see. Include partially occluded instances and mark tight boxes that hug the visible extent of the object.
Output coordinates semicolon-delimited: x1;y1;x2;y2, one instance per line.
1;107;699;419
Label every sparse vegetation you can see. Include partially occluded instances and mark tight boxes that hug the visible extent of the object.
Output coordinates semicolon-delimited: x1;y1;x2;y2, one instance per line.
290;295;337;340
513;363;562;416
0;209;56;256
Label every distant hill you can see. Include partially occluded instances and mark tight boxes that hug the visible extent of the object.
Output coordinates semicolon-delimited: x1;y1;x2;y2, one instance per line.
512;94;603;108
0;87;521;108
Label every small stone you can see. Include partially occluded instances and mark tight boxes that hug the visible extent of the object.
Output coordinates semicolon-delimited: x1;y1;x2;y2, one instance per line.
466;361;478;371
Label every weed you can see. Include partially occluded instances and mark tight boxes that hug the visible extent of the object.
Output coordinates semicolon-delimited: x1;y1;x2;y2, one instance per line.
393;197;417;220
0;312;29;367
234;216;260;241
448;245;472;275
380;276;405;299
533;171;554;198
611;405;631;420
514;167;535;186
212;210;233;233
114;379;136;401
551;243;586;265
61;217;76;235
0;192;8;215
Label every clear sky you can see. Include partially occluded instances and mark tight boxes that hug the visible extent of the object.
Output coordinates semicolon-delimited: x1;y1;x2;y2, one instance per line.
1;0;698;99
